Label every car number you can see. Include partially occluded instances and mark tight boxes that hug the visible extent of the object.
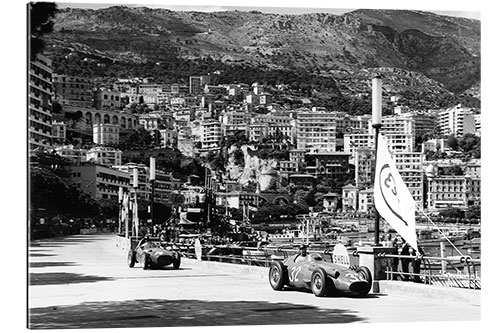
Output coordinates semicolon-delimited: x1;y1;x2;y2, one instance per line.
289;267;302;282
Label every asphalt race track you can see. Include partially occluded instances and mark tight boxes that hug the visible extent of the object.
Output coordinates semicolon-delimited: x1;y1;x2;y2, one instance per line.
28;234;481;329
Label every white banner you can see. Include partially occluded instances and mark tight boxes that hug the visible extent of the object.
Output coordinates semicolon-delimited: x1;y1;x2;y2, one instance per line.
374;134;418;252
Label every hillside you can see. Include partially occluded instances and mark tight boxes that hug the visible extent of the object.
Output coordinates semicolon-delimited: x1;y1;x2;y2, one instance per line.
43;6;480;97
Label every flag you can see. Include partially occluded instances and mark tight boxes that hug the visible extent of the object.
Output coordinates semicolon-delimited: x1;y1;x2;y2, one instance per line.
374;134;418;251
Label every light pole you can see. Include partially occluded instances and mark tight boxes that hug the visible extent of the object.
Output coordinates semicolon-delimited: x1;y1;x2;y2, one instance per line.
372;75;382;246
132;167;139;238
118;187;123;234
150;156;156;235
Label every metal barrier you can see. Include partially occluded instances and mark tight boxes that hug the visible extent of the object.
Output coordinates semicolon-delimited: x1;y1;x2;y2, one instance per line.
375;252;481;290
174;244;351;267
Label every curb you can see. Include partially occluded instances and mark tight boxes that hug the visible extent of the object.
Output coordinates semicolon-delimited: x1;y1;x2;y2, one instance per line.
376;280;481;306
184;258;269;279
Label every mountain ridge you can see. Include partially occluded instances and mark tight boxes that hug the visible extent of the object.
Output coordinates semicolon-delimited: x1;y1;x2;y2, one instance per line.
44;6;480;96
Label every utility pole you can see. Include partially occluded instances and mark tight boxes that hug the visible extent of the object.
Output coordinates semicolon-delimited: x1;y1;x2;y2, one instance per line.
150;156;156;235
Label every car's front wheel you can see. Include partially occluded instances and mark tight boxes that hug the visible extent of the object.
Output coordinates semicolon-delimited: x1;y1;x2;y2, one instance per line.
355;266;373;295
269;261;288;290
311;268;329;297
127;250;136;268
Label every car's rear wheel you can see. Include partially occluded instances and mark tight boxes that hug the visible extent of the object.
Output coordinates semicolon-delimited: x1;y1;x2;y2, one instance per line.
269;261;288;290
173;254;181;269
142;253;150;270
127;250;136;268
311;268;328;297
356;266;373;295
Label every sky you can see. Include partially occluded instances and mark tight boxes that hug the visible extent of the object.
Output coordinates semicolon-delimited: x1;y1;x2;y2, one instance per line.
57;0;481;20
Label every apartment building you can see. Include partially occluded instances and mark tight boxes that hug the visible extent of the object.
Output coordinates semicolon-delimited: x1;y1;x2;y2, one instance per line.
29;54;53;151
189;75;211;94
170;83;189;95
344;133;374;154
322;193;340;213
201;120;222;151
333;113;370;134
52;74;93;108
353;147;375;188
87;146;122;166
68;164;130;201
159;128;178;148
438;105;477;137
306;152;351;180
204;85;228;96
138;83;163;95
425;163;481;210
393;151;425;207
112;163;150;201
93;88;123;110
342;184;358;211
139;113;163;130
51;121;66;144
409;112;438;138
296;111;337;153
222;123;249;137
93;123;120;145
259;93;272;105
54;145;88;164
358;188;374;213
289;149;306;172
248;124;269;142
157;92;171;107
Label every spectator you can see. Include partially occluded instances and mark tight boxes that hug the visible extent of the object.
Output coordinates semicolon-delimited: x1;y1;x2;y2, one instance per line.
400;241;424;282
194;236;203;261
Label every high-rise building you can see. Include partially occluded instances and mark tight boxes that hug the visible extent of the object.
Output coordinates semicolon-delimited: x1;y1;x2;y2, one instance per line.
29;54;53;151
189;75;211;95
393;151;425;207
438;104;477;137
296;111;337;153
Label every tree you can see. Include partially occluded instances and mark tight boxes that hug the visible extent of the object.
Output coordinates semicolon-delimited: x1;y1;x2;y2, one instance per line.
119;127;153;150
439;207;465;220
465;205;480;222
29;2;58;58
458;134;480;157
232;148;245;167
447;135;459;151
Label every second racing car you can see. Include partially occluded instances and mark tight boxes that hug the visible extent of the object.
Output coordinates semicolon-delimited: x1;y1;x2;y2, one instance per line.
127;237;181;270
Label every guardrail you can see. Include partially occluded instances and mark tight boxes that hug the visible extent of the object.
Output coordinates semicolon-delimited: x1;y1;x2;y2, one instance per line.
174;243;314;267
371;252;481;290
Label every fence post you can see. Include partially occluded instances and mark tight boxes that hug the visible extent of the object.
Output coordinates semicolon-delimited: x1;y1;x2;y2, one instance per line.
440;242;446;274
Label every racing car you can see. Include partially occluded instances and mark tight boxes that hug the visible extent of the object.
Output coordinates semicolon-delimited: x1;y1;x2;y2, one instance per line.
268;247;372;297
127;237;181;270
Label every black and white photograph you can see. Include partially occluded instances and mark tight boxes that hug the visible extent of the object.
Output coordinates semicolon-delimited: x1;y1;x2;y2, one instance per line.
22;0;494;331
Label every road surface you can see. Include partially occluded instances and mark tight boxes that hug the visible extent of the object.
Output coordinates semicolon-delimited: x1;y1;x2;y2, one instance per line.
28;234;481;329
